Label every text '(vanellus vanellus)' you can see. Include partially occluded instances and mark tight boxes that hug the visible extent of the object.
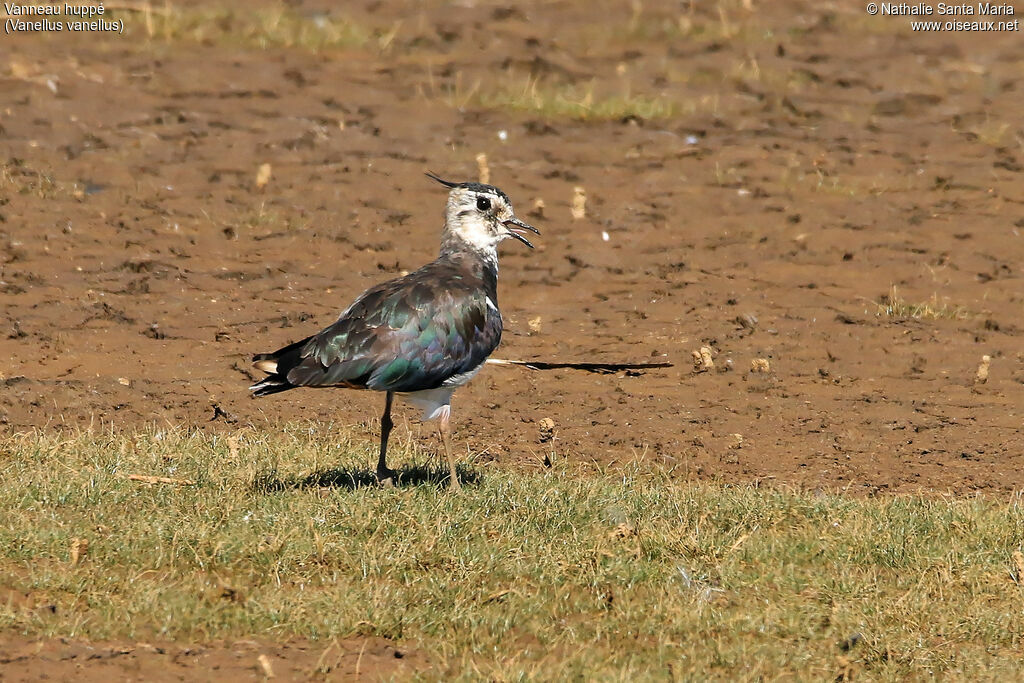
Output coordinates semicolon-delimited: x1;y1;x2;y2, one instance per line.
250;173;539;489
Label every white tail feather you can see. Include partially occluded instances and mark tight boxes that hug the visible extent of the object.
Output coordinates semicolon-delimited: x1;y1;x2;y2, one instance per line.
253;359;278;373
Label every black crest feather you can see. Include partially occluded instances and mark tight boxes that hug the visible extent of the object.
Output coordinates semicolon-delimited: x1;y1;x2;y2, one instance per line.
425;171;459;188
425;172;511;205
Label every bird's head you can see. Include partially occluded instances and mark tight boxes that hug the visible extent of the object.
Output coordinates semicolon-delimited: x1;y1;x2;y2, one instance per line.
427;172;540;256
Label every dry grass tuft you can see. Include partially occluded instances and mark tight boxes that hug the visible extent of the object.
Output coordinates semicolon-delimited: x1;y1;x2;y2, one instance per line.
0;159;61;199
872;286;969;321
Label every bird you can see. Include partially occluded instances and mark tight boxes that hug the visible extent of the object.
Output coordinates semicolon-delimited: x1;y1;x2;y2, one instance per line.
249;173;539;489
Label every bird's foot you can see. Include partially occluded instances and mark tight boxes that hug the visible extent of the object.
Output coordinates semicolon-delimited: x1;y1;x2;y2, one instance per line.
376;467;398;487
448;469;462;491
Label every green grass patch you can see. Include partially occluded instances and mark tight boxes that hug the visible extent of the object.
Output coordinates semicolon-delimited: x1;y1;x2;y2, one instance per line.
108;5;680;120
447;75;683;121
112;5;380;52
1;427;1022;678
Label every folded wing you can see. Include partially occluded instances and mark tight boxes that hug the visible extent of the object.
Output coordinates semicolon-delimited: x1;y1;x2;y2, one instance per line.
251;264;501;396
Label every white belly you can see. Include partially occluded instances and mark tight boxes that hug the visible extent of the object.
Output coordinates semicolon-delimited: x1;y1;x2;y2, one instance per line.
398;364;483;421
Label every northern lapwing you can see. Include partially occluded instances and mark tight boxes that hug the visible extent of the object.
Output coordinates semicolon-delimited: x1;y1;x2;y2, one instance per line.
249;173;539;489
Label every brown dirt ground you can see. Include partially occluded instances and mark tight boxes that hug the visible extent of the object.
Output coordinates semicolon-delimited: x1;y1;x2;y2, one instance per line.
0;632;420;681
1;0;1023;677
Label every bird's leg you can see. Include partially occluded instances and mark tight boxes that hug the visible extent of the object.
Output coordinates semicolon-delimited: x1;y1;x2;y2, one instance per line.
438;405;461;490
377;391;396;485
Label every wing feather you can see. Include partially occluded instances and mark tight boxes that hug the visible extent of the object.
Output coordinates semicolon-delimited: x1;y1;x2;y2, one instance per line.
282;262;501;393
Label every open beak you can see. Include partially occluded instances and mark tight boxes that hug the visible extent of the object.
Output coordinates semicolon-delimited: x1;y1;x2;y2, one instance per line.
503;216;540;249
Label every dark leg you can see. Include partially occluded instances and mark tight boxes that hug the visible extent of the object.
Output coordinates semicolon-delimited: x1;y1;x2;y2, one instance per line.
438;405;461;491
377;391;396;484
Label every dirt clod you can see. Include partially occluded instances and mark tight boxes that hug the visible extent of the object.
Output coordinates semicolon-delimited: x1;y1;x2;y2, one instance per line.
539;417;555;443
975;355;991;384
529;198;545;218
257;652;275;678
571;186;586;220
476;153;490;184
255;163;272;191
692;347;715;372
69;538;88;567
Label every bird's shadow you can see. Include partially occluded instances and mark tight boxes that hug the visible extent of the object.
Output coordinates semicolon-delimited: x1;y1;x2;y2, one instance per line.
252;464;482;493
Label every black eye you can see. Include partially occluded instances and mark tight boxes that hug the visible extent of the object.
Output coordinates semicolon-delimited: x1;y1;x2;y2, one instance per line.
476;196;491;212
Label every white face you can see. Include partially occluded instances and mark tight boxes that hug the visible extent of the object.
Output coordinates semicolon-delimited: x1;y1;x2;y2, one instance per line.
444;187;517;252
